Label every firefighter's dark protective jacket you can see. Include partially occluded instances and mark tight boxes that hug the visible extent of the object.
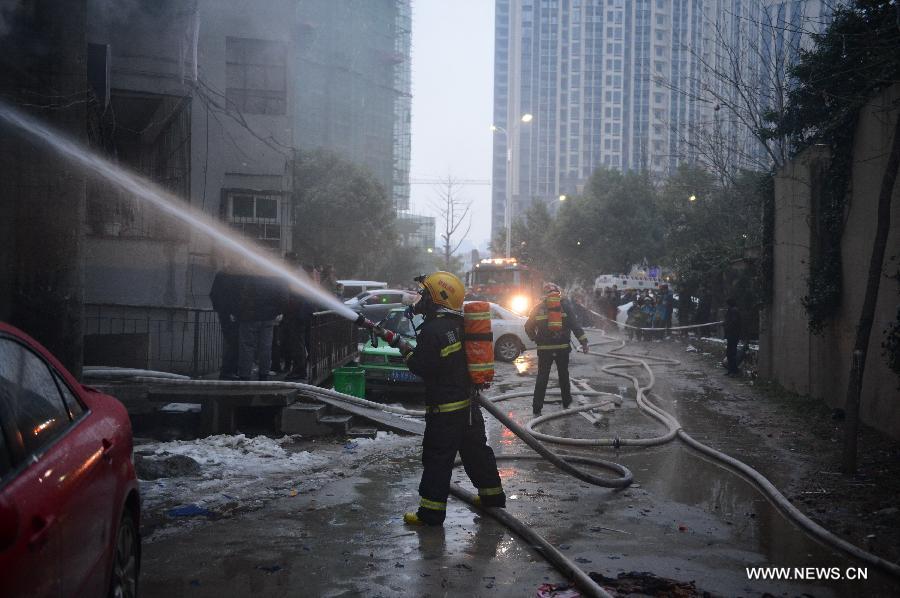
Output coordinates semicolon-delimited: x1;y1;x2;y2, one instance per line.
405;313;470;407
525;296;588;351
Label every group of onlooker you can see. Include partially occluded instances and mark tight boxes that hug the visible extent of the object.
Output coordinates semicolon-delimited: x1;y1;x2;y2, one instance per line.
594;284;675;340
209;253;319;381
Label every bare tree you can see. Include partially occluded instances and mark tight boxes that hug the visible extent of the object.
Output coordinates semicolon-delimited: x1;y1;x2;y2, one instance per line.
430;176;472;272
658;3;828;180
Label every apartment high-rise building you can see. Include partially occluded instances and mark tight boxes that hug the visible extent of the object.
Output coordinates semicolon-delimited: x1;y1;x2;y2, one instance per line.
491;0;834;242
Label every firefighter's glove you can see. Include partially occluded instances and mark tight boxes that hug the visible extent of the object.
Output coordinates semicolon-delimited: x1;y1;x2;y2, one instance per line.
580;340;590;354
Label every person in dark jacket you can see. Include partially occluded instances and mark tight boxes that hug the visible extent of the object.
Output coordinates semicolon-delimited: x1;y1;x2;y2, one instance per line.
237;268;288;381
724;297;742;376
209;260;242;379
525;283;589;416
383;271;505;527
283;257;316;381
659;284;674;333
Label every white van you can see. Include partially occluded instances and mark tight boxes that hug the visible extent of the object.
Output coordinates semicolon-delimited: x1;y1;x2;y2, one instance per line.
336;280;388;300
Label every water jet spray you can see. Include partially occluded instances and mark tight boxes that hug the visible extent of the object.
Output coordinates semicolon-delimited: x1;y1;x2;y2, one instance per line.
0;101;359;322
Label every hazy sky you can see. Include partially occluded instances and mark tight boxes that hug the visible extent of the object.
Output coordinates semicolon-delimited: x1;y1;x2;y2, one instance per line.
409;0;495;252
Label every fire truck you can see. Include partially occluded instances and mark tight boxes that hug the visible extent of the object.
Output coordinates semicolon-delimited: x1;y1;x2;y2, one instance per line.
465;258;542;315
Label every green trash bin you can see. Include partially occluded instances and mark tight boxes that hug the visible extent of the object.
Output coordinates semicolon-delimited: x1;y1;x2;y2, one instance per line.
333;366;366;398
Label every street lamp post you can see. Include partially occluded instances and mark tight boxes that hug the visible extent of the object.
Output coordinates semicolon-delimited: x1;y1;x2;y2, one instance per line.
492;113;532;258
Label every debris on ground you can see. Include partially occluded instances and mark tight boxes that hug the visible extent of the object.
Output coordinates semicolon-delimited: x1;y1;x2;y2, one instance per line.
167;504;216;518
536;582;581;598
135;454;201;480
589;571;708;597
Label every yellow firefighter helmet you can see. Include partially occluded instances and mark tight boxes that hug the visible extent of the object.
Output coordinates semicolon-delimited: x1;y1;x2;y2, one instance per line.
420;271;465;312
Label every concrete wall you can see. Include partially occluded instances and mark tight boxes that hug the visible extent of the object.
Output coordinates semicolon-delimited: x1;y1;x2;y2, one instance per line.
761;84;900;440
84;238;188;307
0;1;89;374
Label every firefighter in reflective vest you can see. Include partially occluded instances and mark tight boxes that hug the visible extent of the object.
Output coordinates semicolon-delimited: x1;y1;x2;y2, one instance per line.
525;282;589;416
386;271;506;526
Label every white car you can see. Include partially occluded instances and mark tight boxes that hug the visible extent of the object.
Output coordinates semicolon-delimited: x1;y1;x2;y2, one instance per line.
345;288;418;324
477;302;536;362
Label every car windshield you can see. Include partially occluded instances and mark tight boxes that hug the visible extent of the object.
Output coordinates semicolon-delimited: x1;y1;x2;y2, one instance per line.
381;310;423;337
472;270;519;285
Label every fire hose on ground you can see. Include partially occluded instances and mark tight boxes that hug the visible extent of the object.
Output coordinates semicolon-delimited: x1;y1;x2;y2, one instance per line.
117;330;900;596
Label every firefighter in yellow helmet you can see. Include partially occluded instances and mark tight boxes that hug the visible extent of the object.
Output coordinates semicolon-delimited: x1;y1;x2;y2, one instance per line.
388;271;505;526
525;282;589;416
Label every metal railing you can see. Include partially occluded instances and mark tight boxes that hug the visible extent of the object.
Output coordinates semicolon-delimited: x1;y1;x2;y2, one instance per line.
83;304;222;377
306;310;359;385
84;304;358;382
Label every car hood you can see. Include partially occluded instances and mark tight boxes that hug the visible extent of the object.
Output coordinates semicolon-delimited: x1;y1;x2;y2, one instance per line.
360;336;417;356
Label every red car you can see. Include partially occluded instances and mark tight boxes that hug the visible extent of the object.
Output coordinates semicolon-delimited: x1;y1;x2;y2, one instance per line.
0;322;140;597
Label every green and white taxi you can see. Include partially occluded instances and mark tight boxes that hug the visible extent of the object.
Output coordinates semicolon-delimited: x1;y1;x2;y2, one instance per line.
359;308;425;394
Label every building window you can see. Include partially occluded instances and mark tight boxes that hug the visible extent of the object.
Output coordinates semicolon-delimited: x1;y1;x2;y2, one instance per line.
225;190;286;250
87;91;191;240
226;37;287;116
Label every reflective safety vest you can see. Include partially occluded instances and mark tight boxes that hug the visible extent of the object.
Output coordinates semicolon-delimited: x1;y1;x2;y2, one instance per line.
525;295;588;351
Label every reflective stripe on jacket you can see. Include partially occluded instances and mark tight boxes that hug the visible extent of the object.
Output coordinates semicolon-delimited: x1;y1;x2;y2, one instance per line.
404;313;471;406
524;296;587;351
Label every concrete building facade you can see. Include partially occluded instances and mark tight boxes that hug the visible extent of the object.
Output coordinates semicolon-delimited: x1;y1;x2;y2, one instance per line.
83;0;414;306
294;0;412;210
74;0;414;372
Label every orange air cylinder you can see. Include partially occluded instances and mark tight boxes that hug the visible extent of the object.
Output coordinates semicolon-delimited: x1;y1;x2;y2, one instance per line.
463;301;494;387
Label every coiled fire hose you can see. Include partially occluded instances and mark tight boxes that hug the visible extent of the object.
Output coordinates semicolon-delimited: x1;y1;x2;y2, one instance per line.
121;329;900;596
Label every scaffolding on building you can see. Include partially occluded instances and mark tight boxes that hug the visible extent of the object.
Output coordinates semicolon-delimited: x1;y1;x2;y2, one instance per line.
392;0;412;212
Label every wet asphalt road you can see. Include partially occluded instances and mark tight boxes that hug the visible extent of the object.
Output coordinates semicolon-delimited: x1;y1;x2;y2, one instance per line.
140;332;900;597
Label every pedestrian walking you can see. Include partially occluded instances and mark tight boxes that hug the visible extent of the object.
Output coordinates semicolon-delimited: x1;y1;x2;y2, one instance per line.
525;282;589;416
237;268;288;381
378;271;505;526
724;298;742;376
209;260;242;380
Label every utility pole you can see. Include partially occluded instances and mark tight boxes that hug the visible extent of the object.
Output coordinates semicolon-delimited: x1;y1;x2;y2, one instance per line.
0;1;88;376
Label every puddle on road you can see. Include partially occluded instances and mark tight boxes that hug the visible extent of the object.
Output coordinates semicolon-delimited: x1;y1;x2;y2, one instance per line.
479;368;898;596
514;352;534;375
140;358;898;597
